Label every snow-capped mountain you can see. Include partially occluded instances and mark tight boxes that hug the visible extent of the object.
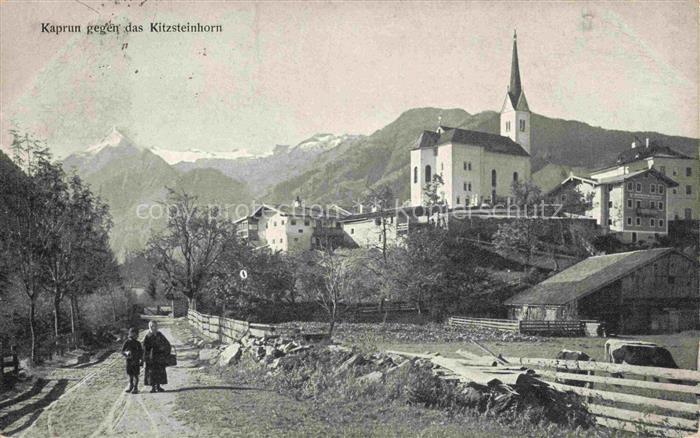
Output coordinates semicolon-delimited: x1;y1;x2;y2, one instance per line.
63;127;147;177
149;146;254;165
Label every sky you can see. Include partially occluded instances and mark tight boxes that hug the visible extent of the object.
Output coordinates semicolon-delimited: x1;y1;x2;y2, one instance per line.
0;1;697;159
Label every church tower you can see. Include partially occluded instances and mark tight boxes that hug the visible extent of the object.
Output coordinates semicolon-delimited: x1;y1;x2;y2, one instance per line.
500;30;531;155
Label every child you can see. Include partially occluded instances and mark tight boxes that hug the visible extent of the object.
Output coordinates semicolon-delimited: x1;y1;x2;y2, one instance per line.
121;327;143;394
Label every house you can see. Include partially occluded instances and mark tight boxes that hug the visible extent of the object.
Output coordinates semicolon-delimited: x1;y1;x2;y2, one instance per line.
590;139;699;221
549;168;678;243
410;31;531;208
504;248;699;334
235;199;351;252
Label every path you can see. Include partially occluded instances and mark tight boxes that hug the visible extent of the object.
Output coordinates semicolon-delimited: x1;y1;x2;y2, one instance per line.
2;317;206;437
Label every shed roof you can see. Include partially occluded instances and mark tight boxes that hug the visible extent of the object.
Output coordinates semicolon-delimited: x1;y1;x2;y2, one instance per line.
504;248;694;306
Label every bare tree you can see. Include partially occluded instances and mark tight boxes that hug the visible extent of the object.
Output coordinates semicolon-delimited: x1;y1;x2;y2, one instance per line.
362;183;396;262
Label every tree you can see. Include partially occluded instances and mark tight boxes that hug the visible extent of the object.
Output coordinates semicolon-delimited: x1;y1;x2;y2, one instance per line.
146;190;238;310
361;184;396;262
422;174;447;227
296;249;365;336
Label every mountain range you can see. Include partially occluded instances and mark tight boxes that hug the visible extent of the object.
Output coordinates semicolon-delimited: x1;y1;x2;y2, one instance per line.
61;109;698;258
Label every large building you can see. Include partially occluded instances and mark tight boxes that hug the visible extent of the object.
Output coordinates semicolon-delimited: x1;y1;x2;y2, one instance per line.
551;168;678;243
235;200;350;252
504;248;699;334
410;32;531;207
590;139;699;220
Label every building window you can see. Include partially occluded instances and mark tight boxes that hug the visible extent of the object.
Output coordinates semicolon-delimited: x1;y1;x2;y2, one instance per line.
505;121;511;132
468;183;472;191
659;166;666;175
298;229;303;233
649;201;655;209
425;165;431;183
626;182;633;191
650;184;656;193
673;168;678;176
491;169;497;187
456;196;460;205
305;219;310;226
636;200;642;209
468;162;472;171
686;167;692;177
650;218;655;227
273;221;277;226
463;162;467;171
635;183;642;192
635;217;641;226
491;190;496;203
632;232;637;242
350;228;354;235
463;182;467;191
626;217;632;225
291;219;296;225
658;202;663;210
626;199;632;208
659;219;664;227
294;237;298;242
519;119;526;131
513;172;518;182
686;185;692;195
658;185;664;194
685;208;692;219
413;167;418;183
441;162;444;171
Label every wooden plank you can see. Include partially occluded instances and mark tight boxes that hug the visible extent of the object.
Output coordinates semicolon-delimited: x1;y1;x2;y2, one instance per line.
594;416;689;437
386;350;439;359
547;381;699;414
504;356;700;382
537;370;700;395
588;404;697;431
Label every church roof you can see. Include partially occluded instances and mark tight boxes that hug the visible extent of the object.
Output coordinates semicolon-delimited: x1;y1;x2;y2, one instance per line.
413;127;530;157
616;142;693;165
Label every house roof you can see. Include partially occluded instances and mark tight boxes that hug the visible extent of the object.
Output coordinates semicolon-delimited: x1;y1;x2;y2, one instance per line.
504;248;695;306
413;127;529;157
616;143;693;165
595;168;679;187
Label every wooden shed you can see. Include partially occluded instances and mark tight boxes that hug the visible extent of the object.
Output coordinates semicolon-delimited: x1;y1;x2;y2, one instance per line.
504;248;699;334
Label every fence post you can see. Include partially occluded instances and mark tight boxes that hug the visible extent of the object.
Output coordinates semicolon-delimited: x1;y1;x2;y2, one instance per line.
696;340;699;434
0;340;4;386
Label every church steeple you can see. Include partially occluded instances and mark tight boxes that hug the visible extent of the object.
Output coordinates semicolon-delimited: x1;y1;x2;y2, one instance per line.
500;30;531;155
508;30;522;107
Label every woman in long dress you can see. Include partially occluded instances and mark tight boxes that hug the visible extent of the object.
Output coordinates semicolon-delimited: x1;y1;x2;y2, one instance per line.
143;320;171;393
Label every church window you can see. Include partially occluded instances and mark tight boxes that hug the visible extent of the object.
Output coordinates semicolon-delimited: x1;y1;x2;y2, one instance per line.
513;172;518;182
441;162;444;171
519;119;526;131
491;169;497;187
457;196;460;205
425;165;431;183
491;190;497;203
413;167;418;183
505;121;511;132
433;148;438;157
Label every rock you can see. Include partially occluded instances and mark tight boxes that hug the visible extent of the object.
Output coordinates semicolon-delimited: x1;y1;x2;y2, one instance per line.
279;342;299;354
334;354;364;376
385;360;411;375
357;371;383;384
269;358;283;369
252;346;266;361
264;345;283;359
218;343;243;366
198;348;219;362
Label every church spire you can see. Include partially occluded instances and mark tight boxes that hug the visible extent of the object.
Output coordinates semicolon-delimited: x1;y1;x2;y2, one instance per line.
508;29;522;107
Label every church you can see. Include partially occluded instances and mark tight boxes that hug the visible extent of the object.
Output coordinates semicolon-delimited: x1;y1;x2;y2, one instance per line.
410;32;532;207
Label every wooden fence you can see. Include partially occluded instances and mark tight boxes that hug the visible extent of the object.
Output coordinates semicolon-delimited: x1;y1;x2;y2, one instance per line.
448;316;587;336
503;354;700;437
188;310;285;342
0;341;19;385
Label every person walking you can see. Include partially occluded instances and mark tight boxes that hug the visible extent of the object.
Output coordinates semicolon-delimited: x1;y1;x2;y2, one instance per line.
143;320;171;393
121;327;143;394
